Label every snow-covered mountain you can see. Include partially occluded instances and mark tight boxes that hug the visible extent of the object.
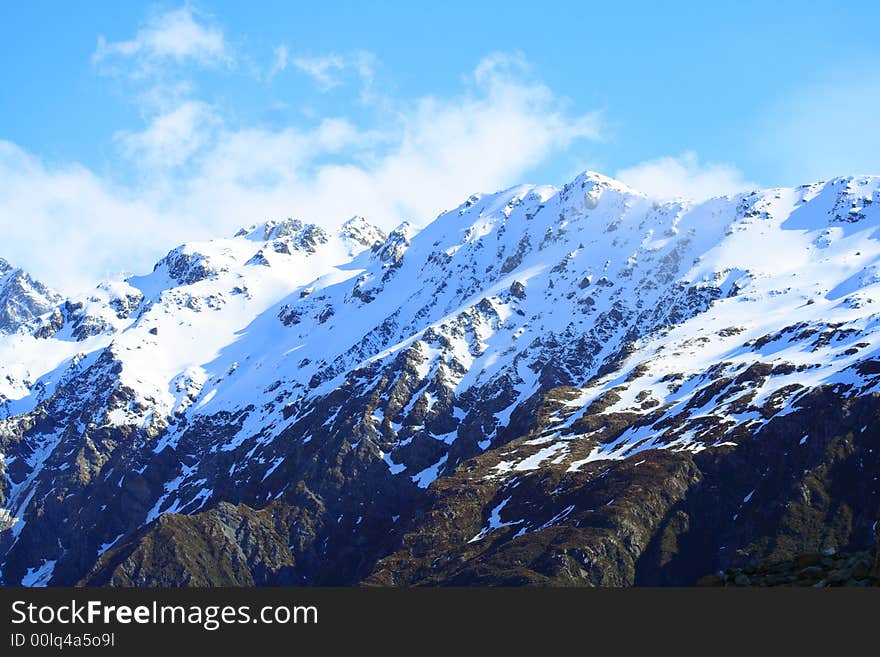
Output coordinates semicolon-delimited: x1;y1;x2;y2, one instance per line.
2;171;880;586
0;258;61;335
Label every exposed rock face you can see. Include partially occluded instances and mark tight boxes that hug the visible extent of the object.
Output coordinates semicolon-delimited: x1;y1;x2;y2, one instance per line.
0;259;61;334
364;384;880;587
81;501;306;586
368;448;702;586
3;173;880;587
698;549;879;587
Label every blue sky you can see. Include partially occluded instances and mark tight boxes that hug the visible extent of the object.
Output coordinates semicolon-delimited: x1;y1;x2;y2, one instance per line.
1;1;879;291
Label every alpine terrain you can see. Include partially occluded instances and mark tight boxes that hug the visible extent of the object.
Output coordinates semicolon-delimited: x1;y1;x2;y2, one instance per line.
2;171;880;587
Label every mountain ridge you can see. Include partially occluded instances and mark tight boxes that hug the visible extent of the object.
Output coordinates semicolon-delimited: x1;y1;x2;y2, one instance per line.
2;170;880;586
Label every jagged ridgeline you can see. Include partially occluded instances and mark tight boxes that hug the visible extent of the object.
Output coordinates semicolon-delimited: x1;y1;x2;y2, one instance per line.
1;172;880;586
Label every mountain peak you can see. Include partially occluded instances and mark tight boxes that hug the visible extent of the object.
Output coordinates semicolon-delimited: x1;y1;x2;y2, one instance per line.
235;217;306;242
340;215;387;247
567;170;644;197
0;258;62;334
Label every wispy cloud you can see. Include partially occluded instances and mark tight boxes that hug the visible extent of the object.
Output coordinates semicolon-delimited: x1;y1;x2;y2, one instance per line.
0;53;601;293
292;54;345;90
616;151;756;201
292;51;376;96
93;7;231;73
473;51;530;85
267;44;290;80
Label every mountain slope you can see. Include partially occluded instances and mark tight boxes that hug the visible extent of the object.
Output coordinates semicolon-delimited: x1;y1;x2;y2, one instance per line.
2;172;880;586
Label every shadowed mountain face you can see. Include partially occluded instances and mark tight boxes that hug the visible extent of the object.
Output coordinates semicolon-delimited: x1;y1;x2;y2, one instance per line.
2;173;880;586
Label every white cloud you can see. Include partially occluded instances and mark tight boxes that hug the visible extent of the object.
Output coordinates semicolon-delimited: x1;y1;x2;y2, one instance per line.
0;54;601;294
93;7;231;72
0;141;194;294
159;54;601;237
114;100;219;169
473;51;530;86
616;151;756;201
